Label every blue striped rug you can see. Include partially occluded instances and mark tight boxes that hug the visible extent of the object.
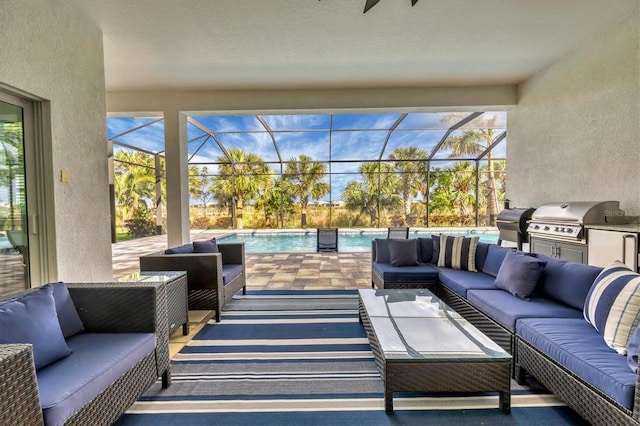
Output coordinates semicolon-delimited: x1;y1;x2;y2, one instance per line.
115;290;586;425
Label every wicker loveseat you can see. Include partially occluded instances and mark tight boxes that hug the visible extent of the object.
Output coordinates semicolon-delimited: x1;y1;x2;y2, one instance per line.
371;235;640;425
0;281;170;426
139;241;246;322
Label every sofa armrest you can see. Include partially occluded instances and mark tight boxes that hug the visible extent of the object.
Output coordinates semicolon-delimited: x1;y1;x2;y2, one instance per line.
66;282;166;335
0;344;44;425
218;243;245;265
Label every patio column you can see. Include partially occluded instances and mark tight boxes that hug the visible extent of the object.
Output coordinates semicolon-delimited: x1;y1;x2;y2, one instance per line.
164;110;190;247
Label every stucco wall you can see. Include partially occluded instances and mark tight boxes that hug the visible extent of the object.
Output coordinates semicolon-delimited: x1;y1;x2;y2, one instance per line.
507;14;640;215
0;0;112;281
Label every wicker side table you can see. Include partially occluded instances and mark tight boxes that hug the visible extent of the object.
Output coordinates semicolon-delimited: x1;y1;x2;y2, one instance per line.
119;271;189;336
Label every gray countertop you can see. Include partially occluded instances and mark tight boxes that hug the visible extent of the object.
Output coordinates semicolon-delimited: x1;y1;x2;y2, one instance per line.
586;224;640;233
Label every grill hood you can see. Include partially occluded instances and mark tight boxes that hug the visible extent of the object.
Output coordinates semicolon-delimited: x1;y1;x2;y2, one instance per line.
530;201;622;224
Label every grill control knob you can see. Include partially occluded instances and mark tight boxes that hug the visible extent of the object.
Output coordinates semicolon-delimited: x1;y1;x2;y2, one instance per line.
544;226;550;231
567;228;574;233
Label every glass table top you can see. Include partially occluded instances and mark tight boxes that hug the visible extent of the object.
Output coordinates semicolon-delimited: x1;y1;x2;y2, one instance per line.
118;271;187;283
359;289;511;361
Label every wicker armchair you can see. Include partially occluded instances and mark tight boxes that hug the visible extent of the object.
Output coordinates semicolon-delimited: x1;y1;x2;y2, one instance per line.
0;282;170;426
139;242;246;322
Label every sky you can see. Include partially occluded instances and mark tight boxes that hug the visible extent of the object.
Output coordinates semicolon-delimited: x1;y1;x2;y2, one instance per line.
107;112;507;202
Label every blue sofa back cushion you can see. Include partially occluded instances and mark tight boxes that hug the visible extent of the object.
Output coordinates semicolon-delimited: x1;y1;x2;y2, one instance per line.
165;244;194;254
517;317;637;410
474;242;490;272
583;261;640;355
537;254;602;310
388;239;419;266
50;282;84;338
38;332;156;426
374;239;391;264
193;238;219;253
481;244;514;277
417;238;433;263
430;234;441;263
493;251;547;300
0;285;72;369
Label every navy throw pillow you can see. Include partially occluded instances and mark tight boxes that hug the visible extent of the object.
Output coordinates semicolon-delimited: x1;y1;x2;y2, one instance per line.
374;239;391;264
388;239;419;266
0;285;72;369
628;324;640;373
49;282;84;338
493;251;547;300
193;238;219;253
437;234;479;271
165;244;194;254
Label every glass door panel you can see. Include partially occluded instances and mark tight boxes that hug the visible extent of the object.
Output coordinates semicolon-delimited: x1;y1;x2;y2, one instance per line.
0;99;28;296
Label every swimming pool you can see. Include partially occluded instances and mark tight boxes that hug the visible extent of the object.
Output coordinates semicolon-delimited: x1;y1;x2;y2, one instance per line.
217;229;499;253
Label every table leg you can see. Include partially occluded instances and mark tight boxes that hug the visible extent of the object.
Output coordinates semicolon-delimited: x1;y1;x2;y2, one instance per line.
385;389;394;414
499;390;511;413
182;322;190;336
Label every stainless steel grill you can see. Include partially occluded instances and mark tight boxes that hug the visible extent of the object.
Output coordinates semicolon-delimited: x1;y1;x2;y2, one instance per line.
526;201;624;243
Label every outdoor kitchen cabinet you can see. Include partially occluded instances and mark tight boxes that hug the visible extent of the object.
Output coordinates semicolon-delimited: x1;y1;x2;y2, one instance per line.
530;237;587;264
587;228;639;271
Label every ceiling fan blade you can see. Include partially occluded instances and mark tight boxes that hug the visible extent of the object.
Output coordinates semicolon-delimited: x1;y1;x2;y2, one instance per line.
363;0;381;13
411;0;419;5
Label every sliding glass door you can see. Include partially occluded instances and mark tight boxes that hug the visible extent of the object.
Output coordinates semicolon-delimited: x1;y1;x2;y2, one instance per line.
0;96;30;295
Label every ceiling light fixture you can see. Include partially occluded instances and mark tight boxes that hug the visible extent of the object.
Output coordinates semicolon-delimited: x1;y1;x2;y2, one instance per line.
363;0;419;13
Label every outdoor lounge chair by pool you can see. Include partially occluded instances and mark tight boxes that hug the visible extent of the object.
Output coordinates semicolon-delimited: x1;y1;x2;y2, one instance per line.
317;228;338;252
387;227;409;239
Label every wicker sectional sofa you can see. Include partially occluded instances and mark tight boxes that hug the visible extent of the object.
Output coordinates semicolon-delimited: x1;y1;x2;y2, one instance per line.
140;241;246;321
0;281;170;426
371;235;640;425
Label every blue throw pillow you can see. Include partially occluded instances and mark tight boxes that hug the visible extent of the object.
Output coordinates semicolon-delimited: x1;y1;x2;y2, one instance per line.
493;251;547;300
193;238;219;253
374;239;391;264
437;234;479;272
49;282;84;338
165;244;194;254
417;238;433;263
0;285;72;369
475;242;490;272
584;261;640;355
481;244;514;277
628;324;640;373
388;239;419;266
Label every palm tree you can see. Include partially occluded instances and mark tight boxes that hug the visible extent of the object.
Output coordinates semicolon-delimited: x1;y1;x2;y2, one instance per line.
212;148;271;229
388;146;427;226
342;163;402;226
441;115;500;225
283;155;330;227
255;177;295;228
114;170;155;222
449;161;477;225
189;166;215;214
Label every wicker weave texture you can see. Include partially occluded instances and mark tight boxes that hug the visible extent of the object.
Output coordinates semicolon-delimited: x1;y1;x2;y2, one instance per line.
371;267;437;292
0;345;43;426
517;337;638;426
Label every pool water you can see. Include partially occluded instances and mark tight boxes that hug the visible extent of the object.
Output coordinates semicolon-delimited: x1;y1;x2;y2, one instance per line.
218;230;499;253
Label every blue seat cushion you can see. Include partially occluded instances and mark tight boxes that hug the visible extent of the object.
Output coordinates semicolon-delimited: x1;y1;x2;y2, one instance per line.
222;264;243;285
437;269;497;298
536;254;602;310
37;332;156;426
517;318;636;409
467;289;582;332
373;262;439;283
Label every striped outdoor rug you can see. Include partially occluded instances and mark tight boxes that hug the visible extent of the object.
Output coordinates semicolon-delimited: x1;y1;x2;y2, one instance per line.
115;290;586;425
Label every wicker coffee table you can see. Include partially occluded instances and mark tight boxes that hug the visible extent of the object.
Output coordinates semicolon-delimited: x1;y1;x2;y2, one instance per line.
358;289;512;414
